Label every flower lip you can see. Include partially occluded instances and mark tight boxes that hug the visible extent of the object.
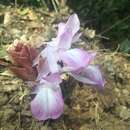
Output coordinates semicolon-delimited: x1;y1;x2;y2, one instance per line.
31;83;64;121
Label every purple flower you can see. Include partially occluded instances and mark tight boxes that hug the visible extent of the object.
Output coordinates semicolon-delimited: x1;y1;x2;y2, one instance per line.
31;13;105;121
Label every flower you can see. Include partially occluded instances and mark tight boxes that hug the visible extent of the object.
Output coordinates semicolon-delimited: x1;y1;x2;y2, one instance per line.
8;41;38;81
31;14;105;121
34;14;104;88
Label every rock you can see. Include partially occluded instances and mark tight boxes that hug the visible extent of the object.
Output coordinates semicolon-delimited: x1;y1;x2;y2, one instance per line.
115;105;130;120
122;89;129;96
84;28;96;39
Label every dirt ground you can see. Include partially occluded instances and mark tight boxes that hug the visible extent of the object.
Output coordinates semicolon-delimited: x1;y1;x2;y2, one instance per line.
0;5;130;130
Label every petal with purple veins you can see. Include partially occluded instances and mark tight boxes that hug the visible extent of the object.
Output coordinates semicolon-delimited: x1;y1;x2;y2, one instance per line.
65;14;80;36
58;28;73;50
31;84;64;121
58;14;80;50
60;49;96;71
71;65;105;89
57;22;66;37
45;46;59;73
36;58;50;81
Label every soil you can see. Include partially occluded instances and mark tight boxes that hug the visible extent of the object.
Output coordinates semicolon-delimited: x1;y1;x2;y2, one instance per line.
0;4;130;130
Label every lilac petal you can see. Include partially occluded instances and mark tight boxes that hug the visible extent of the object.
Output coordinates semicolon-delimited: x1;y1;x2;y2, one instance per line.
58;14;80;50
33;54;50;81
57;22;66;37
71;65;105;89
36;58;50;81
44;46;59;73
31;84;64;121
34;41;59;75
66;14;80;37
58;28;73;50
60;49;96;71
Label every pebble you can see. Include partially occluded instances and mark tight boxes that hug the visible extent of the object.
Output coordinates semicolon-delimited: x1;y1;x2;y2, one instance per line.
115;105;130;120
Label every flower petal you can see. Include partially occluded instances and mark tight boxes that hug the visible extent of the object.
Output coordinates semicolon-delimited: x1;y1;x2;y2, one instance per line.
60;49;96;71
57;22;66;37
71;65;105;89
58;14;80;50
45;46;59;73
31;84;64;121
58;28;73;50
36;58;50;80
66;14;80;37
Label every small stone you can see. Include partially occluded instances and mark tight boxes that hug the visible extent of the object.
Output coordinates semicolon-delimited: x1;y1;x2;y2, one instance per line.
122;89;129;96
115;105;130;120
84;28;96;39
